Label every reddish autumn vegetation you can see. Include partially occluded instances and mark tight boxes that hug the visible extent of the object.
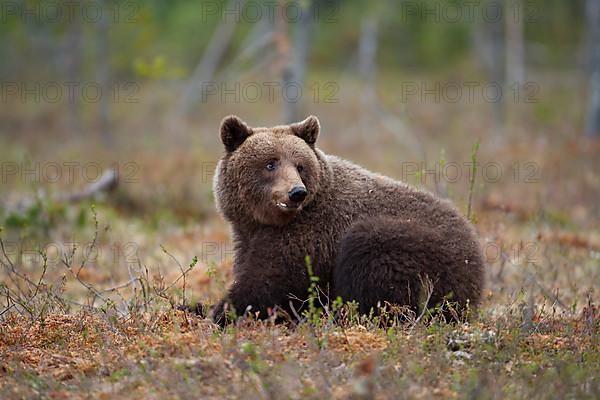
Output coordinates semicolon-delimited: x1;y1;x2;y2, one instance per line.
1;2;599;394
1;106;599;397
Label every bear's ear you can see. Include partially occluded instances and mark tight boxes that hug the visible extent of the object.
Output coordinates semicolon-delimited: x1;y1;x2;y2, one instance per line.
291;115;320;145
220;115;252;152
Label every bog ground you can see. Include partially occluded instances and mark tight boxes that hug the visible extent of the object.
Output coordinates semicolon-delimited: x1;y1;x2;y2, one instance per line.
1;89;599;398
1;3;599;394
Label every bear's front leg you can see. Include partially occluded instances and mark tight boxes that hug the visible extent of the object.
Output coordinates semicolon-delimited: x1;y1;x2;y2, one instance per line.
211;279;290;326
211;285;256;327
211;297;233;327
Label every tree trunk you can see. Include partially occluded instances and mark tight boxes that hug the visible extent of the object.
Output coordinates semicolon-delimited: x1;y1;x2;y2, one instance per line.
282;0;315;124
176;0;245;117
358;15;378;93
474;0;505;134
96;0;112;147
66;15;82;136
358;14;378;138
505;0;525;86
488;0;505;134
585;0;600;138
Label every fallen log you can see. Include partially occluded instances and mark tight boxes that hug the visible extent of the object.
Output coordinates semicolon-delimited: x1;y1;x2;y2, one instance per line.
59;168;119;203
1;169;119;216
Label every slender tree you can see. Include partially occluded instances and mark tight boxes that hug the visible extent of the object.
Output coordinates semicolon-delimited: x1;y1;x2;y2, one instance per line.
66;13;82;136
585;0;600;138
282;0;316;124
96;0;112;147
505;0;525;86
474;0;505;134
177;0;245;117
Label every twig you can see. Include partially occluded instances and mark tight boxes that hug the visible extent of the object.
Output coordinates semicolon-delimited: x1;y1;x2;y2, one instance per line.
467;140;480;221
76;204;99;277
288;298;305;323
0;236;39;291
159;246;198;300
409;275;434;333
31;251;48;300
532;273;572;315
62;256;109;307
100;277;139;294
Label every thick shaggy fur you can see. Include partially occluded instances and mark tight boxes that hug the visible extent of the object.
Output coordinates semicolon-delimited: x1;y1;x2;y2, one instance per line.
211;115;484;325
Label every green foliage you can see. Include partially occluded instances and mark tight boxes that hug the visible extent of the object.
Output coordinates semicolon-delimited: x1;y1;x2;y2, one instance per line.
302;255;322;326
3;200;66;238
133;55;186;79
109;368;131;383
0;0;588;79
207;260;226;292
240;342;268;374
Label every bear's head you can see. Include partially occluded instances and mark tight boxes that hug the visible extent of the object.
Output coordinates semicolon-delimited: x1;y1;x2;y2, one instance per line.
213;115;325;226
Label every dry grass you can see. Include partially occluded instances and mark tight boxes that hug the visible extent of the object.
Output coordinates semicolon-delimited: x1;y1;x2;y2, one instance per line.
1;75;599;399
0;307;597;399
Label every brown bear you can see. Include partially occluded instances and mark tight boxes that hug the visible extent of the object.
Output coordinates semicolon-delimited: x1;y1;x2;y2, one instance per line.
211;115;484;325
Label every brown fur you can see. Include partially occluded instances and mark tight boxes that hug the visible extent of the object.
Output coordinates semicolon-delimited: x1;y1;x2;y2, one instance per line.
211;115;484;325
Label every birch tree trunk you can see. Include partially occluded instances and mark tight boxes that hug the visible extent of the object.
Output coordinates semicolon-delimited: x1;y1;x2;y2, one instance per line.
474;0;505;134
96;0;112;147
66;15;82;136
585;0;600;138
282;0;315;124
505;0;525;86
176;0;245;117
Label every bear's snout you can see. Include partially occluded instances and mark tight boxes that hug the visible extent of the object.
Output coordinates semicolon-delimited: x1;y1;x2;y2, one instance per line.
288;186;308;203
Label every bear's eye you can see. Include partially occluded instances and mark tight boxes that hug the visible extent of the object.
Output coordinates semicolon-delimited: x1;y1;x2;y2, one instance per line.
297;165;304;173
266;161;276;171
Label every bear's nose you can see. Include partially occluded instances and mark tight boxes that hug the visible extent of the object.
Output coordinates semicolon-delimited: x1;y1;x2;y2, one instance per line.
288;186;308;203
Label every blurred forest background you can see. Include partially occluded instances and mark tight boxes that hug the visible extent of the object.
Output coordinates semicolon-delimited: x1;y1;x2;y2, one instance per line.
1;0;599;220
0;1;599;398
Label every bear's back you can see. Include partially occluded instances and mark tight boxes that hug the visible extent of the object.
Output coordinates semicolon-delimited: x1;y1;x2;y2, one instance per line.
317;155;459;230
